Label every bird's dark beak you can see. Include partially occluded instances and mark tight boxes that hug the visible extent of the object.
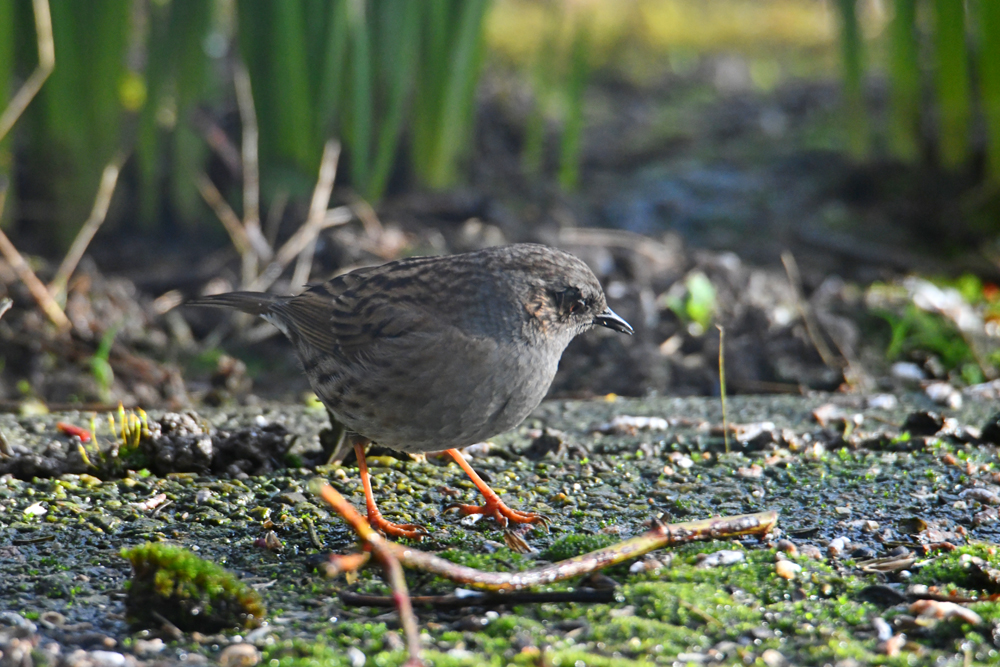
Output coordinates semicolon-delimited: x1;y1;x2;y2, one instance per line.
594;307;633;335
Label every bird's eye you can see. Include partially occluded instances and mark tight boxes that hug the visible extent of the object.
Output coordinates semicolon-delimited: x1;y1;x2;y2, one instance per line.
568;299;587;314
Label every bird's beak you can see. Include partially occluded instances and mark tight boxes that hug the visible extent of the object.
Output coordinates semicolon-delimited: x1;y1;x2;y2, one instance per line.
594;307;633;335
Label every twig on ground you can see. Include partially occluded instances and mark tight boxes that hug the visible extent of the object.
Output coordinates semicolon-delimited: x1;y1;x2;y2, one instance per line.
50;157;124;299
291;140;341;291
0;188;69;330
191;110;242;176
347;193;385;244
314;482;777;592
264;190;289;248
0;0;54;142
250;204;351;293
782;251;873;390
340;587;616;609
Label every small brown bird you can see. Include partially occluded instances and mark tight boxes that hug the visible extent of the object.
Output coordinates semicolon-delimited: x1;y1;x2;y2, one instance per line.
189;243;632;543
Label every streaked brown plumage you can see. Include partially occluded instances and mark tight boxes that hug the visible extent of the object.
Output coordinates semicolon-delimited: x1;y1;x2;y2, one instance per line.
189;243;632;546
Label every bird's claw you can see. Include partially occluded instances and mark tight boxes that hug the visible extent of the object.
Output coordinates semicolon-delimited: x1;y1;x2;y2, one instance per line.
368;514;429;540
444;499;549;531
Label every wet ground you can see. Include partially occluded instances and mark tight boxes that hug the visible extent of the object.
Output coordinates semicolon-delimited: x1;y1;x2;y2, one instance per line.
3;391;1000;665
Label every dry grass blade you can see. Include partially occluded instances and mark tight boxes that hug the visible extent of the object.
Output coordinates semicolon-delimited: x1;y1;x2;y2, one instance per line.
347;193;384;242
244;204;352;296
234;61;271;264
0;0;54;142
196;173;256;287
781;251;839;369
0;187;69;330
192;111;242;175
291;139;341;291
50;157;124;299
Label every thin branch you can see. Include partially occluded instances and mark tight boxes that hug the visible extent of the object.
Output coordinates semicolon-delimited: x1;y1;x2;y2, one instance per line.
233;61;271;264
191;111;241;175
347;192;385;240
263;190;289;248
341;587;616;609
0;188;69;330
291;140;341;291
50;157;123;299
0;0;54;142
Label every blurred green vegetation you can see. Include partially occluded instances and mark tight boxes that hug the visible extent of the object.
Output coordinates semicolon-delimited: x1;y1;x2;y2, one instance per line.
0;0;490;246
838;0;1000;182
1;0;998;248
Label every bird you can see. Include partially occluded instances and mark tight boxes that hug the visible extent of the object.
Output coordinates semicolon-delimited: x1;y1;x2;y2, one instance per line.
188;243;633;546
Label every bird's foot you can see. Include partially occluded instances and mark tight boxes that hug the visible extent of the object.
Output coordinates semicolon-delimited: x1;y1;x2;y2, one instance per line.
445;497;549;530
323;551;371;579
367;512;429;540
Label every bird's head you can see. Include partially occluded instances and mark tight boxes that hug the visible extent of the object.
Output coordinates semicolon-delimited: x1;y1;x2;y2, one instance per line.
510;245;633;343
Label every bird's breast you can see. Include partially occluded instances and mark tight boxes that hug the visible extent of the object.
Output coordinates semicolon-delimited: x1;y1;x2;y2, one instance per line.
318;333;563;453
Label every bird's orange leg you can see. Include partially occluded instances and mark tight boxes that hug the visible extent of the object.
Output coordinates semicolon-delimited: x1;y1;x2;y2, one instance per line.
443;448;548;528
355;442;428;540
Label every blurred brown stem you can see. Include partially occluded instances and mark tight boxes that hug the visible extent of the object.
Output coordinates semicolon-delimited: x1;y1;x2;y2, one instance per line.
0;188;69;330
50;157;124;300
233;62;271;266
0;0;54;142
291;140;341;291
196;174;254;264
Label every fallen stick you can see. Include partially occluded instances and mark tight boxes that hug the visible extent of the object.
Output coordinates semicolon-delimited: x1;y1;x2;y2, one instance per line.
314;482;777;592
340;586;616;609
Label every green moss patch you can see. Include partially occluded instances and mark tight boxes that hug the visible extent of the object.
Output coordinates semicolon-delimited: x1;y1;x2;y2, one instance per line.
121;542;265;631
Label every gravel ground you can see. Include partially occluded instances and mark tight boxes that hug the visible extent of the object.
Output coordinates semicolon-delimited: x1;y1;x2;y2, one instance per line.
3;391;1000;665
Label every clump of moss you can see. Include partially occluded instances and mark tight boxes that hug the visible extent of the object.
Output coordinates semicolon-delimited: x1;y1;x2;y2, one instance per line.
911;545;1000;594
121;542;265;631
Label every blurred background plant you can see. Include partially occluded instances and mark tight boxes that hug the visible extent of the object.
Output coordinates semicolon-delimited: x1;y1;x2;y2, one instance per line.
3;0;999;248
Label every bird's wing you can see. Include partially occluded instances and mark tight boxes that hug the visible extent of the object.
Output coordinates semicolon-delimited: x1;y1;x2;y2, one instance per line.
267;265;383;354
273;263;452;360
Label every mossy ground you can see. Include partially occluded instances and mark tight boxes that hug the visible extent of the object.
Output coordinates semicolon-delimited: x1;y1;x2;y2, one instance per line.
2;394;1000;665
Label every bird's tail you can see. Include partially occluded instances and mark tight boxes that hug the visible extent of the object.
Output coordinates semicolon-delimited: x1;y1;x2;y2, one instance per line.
186;291;285;316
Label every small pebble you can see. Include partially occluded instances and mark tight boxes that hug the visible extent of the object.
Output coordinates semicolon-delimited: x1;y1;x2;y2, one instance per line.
925;382;962;409
761;648;787;667
775;560;801;580
89;651;126;667
219;643;260;667
775;539;798;556
698;550;744;567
